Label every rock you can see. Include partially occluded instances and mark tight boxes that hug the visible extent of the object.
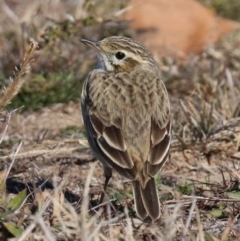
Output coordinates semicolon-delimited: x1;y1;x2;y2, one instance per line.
124;0;240;59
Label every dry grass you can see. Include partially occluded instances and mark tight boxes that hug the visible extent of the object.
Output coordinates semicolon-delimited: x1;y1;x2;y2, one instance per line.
0;41;38;112
1;1;240;241
0;0;131;111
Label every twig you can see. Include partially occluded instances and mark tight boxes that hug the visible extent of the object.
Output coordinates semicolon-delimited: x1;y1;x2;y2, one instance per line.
195;205;205;241
0;0;19;23
88;198;117;212
0;111;12;144
114;0;144;17
5;141;22;181
81;162;97;241
182;195;240;202
0;147;84;160
183;198;196;238
17;222;36;241
35;213;56;241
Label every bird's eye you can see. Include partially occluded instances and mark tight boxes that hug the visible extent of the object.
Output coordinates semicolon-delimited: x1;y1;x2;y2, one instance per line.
115;52;125;60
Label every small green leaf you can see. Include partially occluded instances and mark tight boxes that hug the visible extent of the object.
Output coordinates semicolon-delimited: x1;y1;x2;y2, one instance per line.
177;184;193;195
3;222;24;237
210;209;222;218
209;209;228;218
204;232;215;241
0;211;10;220
226;191;240;200
7;189;27;210
0;169;7;194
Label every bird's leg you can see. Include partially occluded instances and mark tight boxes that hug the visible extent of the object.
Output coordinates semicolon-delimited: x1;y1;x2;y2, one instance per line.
99;175;111;204
99;166;112;204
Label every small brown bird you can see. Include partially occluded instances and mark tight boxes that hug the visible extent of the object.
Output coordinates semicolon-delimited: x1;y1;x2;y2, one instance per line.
81;36;171;221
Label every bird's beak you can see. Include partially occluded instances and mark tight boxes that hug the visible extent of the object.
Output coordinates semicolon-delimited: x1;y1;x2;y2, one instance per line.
80;39;101;52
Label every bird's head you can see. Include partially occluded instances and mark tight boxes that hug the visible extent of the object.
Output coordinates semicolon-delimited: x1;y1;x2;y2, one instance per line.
81;36;157;72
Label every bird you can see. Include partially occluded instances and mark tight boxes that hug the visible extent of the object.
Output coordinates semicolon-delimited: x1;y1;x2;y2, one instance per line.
80;36;171;221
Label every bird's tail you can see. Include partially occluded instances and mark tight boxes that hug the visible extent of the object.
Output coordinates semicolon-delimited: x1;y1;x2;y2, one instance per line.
132;178;160;220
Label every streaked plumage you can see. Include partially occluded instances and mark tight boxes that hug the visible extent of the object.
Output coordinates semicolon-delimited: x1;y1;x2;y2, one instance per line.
81;36;171;220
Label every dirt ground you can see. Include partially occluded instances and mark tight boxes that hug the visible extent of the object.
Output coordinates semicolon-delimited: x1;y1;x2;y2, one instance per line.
1;93;240;240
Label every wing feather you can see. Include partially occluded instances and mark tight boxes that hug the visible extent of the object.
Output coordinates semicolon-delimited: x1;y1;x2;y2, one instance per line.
90;114;104;136
149;134;170;165
147;151;168;176
151;121;167;145
103;125;126;151
147;119;171;175
98;136;133;168
81;78;135;177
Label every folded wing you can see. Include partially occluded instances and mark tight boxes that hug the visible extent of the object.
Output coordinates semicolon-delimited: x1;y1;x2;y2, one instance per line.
81;81;137;180
147;118;171;177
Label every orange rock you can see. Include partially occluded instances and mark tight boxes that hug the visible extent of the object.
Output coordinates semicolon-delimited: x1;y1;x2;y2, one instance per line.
123;0;240;59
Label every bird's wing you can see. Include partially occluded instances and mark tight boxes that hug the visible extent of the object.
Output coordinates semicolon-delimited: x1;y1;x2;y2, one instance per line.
81;79;137;180
147;117;171;177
